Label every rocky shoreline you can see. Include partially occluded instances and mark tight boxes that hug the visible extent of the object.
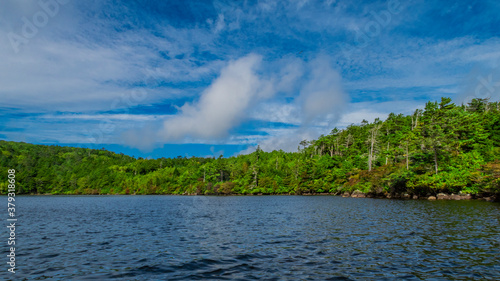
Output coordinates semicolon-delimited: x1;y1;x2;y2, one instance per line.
175;191;500;201
340;190;498;202
20;192;500;202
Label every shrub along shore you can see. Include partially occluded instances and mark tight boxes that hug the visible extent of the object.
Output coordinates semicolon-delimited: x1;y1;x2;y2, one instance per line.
1;98;499;200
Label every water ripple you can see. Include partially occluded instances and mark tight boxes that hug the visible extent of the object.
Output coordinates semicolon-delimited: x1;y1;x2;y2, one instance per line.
10;195;500;280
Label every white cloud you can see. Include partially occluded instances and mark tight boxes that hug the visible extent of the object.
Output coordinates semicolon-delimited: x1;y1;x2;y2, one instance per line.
120;54;348;151
213;14;225;33
298;56;347;125
159;54;272;141
250;56;347;127
239;56;347;153
250;102;301;125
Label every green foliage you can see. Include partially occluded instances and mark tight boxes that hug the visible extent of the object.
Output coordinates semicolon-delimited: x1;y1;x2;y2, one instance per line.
1;98;499;196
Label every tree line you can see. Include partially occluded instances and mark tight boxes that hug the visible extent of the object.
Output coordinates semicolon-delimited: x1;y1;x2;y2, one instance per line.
1;97;499;196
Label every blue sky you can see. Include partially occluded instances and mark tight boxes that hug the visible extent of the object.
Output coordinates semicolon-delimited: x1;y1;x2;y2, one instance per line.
1;0;499;158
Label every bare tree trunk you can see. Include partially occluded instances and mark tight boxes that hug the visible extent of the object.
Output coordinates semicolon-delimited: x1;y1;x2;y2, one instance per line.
345;134;352;149
370;142;374;171
434;148;438;174
336;138;341;155
406;140;409;170
252;167;258;187
413;110;421;130
386;142;389;165
368;129;377;171
368;148;372;171
203;167;206;182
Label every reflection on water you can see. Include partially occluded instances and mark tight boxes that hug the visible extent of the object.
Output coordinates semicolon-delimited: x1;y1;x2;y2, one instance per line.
11;195;500;280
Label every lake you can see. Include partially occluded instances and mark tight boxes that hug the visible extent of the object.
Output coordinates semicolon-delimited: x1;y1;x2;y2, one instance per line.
8;195;500;280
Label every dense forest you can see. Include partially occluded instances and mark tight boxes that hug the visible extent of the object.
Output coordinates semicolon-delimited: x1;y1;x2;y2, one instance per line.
1;97;499;197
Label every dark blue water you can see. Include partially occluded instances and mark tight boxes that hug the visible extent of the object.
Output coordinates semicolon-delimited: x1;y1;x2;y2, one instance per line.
5;196;500;280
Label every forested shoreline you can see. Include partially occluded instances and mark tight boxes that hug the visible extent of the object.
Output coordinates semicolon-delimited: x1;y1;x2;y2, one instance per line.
1;98;499;200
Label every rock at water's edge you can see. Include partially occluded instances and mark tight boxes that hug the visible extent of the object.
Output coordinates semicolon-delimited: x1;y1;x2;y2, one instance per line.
437;193;449;200
351;190;366;198
460;194;472;200
483;196;497;202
